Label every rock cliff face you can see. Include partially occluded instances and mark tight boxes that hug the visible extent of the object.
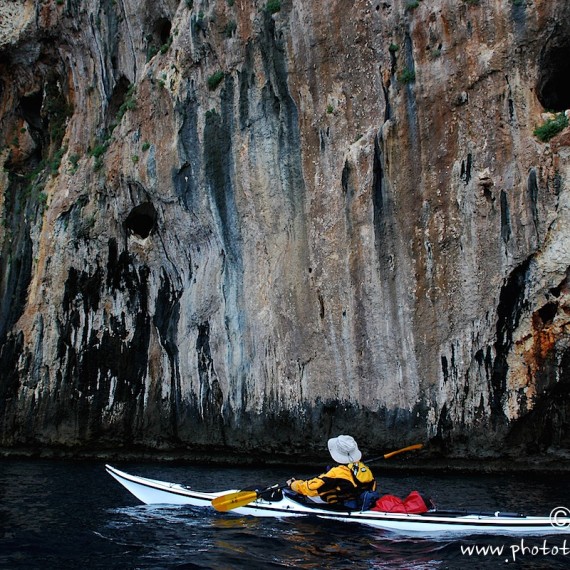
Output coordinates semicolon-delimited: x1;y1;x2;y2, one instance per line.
1;0;569;464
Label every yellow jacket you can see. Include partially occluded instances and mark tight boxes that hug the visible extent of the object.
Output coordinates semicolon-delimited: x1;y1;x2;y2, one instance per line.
290;462;376;504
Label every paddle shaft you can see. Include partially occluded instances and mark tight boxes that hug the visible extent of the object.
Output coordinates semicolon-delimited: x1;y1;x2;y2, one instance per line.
365;443;423;463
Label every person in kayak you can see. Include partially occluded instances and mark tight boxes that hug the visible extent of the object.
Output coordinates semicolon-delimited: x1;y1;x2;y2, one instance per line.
286;435;377;506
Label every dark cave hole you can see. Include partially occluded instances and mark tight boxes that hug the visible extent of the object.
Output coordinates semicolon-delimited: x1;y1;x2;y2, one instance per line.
537;302;558;326
155;18;172;46
18;91;46;160
6;91;45;172
19;91;43;131
106;75;131;129
536;40;570;111
460;153;472;184
550;285;562;298
124;202;157;239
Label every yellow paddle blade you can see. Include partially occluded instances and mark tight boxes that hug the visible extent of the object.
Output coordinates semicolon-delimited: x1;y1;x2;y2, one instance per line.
383;443;423;460
211;490;259;512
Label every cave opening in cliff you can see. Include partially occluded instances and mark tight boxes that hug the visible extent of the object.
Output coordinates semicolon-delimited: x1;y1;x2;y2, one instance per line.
19;91;43;132
155;18;172;46
18;91;45;160
124;203;157;239
536;39;570;111
106;76;131;131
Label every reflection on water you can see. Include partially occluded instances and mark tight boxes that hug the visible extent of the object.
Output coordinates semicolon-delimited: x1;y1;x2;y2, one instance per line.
1;459;570;569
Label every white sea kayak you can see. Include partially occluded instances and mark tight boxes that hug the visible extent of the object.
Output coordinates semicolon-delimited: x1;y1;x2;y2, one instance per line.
105;464;570;536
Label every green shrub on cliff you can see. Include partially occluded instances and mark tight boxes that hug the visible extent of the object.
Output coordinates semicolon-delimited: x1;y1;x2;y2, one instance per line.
44;78;72;146
533;113;569;142
207;71;224;90
68;153;80;174
160;37;172;54
225;20;237;37
89;141;110;171
398;67;416;83
49;146;67;175
266;0;281;14
116;84;137;121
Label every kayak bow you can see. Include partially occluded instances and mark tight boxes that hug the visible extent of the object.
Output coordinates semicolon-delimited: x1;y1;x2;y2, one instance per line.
105;465;570;537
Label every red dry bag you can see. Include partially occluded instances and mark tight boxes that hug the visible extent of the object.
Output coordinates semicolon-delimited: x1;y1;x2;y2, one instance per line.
371;490;428;514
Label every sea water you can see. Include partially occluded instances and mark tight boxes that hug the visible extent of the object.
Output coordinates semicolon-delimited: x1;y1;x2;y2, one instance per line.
1;459;569;569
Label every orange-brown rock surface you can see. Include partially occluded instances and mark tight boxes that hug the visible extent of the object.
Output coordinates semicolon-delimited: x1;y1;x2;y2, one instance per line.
0;0;569;465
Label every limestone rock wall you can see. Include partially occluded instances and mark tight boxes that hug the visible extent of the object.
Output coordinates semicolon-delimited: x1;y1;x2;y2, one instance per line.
0;0;569;461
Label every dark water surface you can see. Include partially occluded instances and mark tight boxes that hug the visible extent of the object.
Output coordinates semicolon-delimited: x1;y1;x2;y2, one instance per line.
1;459;569;569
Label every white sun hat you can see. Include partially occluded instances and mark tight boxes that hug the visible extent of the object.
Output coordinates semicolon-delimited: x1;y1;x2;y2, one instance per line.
327;435;362;464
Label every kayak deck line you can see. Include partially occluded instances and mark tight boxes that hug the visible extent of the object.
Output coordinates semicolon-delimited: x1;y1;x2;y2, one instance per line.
105;465;570;536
